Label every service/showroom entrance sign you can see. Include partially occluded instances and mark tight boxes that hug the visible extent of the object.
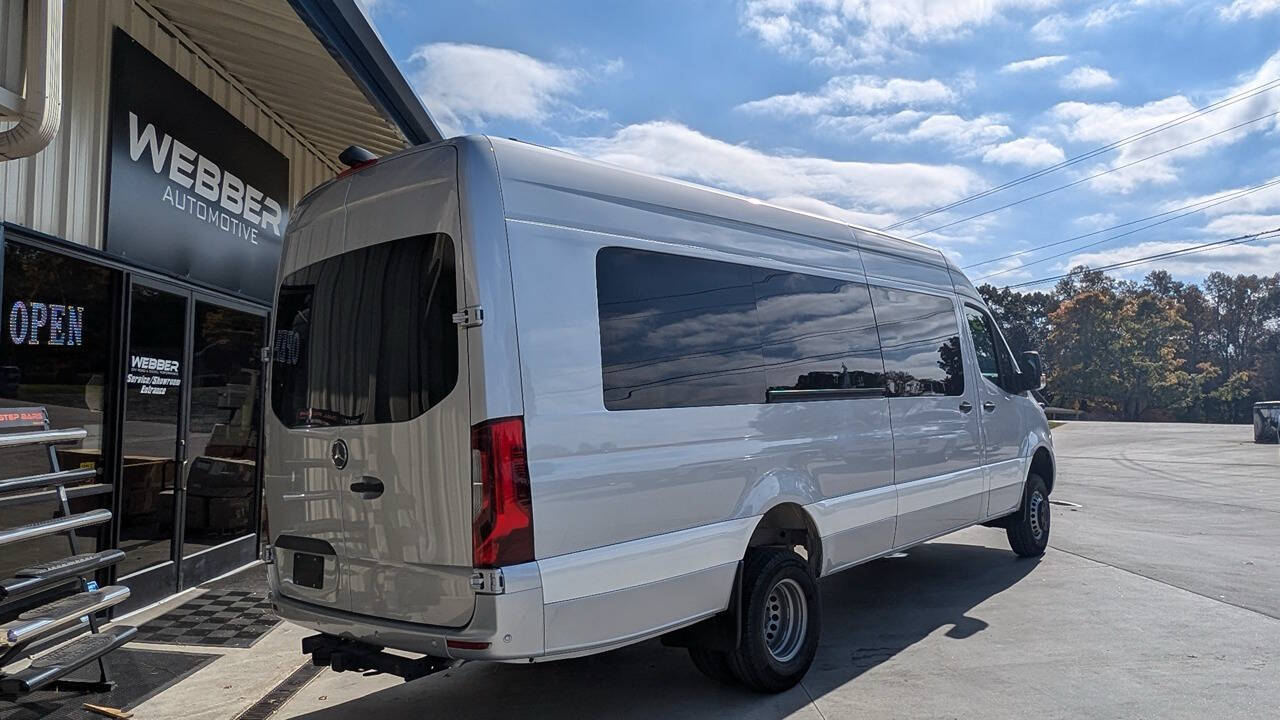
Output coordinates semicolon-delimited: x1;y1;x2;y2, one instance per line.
105;30;289;302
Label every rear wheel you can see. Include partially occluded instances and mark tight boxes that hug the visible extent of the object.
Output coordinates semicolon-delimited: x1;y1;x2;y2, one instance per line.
688;648;736;684
723;548;820;693
1007;473;1050;557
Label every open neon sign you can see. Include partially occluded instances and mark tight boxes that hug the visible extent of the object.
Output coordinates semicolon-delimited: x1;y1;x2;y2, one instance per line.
8;301;85;347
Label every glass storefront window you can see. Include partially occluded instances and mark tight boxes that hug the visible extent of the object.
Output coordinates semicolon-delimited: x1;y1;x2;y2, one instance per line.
182;302;264;558
0;241;119;580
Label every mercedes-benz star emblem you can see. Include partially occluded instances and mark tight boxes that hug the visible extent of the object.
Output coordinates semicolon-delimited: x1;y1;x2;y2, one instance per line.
330;439;349;469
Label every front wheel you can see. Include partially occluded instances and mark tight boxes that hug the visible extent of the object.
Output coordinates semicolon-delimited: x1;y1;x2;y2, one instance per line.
1007;473;1050;557
723;548;821;693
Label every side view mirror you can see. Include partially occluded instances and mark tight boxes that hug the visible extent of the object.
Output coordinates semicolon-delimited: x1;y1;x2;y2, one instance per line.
1017;351;1044;392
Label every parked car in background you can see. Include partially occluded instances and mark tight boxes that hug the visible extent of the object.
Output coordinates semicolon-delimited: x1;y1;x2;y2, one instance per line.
1255;402;1280;443
261;136;1056;693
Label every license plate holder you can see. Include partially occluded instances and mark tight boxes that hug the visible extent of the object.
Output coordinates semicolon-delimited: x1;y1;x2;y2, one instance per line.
292;552;324;589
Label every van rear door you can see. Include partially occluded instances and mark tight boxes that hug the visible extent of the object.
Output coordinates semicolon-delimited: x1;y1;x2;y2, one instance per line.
268;147;475;627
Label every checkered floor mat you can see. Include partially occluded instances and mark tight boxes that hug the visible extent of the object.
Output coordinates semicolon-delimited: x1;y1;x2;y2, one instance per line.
135;589;279;648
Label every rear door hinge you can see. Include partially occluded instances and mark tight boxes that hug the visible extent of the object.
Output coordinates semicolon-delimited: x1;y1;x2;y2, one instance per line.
452;305;484;328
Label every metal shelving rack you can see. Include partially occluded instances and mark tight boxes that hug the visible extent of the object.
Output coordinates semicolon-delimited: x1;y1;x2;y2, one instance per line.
0;420;135;698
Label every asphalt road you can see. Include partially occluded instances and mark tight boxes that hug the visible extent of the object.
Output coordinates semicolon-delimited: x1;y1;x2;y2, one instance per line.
134;421;1280;720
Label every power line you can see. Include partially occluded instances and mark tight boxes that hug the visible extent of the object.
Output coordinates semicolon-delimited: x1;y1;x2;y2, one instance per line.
907;108;1280;239
882;77;1280;232
1003;227;1280;289
974;178;1280;280
963;177;1280;269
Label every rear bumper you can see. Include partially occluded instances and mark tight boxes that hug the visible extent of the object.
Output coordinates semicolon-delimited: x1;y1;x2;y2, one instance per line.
268;561;545;661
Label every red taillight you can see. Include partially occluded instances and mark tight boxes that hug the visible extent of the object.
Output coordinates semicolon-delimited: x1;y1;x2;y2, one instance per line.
471;416;534;568
335;159;377;179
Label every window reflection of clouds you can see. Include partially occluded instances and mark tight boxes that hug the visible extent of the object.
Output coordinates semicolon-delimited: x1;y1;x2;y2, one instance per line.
597;248;966;409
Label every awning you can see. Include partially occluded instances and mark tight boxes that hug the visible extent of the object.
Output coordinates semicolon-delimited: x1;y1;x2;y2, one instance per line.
145;0;441;171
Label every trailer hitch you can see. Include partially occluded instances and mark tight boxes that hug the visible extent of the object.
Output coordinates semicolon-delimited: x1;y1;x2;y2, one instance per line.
302;634;456;682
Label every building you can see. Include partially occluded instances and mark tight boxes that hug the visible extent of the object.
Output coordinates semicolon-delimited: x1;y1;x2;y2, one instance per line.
0;0;440;613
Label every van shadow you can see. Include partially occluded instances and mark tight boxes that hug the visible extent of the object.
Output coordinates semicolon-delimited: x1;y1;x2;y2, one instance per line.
288;538;1038;720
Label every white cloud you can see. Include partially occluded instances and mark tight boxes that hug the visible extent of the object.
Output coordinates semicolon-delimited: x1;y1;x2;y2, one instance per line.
886;113;1013;147
1065;236;1280;278
1074;212;1119;228
982;137;1067;167
1030;13;1069;41
1033;1;1186;42
408;43;595;136
1219;0;1280;20
562;121;983;216
1001;55;1069;73
739;75;955;116
741;0;1061;66
1060;65;1117;90
1050;50;1280;193
1162;176;1280;217
1202;213;1280;236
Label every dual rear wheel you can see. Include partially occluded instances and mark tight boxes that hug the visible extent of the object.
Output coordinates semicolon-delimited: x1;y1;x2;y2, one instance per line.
689;548;820;693
690;473;1050;692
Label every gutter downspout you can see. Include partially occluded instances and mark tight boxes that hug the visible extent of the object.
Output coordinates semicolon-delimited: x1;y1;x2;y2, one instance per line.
0;0;62;162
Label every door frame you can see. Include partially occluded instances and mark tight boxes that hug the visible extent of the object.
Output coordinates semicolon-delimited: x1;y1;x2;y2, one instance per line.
113;274;194;603
177;290;270;589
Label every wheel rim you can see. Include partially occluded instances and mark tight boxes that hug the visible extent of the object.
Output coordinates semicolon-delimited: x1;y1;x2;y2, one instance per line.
763;577;808;663
1029;490;1048;540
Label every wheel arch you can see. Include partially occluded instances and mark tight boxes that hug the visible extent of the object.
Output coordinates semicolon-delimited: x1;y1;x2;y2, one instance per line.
747;501;823;578
1030;445;1055;494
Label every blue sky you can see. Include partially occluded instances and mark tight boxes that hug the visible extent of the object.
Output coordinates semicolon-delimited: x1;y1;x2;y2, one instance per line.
359;0;1280;289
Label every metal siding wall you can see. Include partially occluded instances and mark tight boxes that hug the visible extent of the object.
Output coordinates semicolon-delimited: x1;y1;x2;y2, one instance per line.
0;0;333;249
0;0;24;96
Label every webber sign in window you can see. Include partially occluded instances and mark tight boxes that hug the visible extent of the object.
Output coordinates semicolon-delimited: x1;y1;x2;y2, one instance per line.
104;29;290;303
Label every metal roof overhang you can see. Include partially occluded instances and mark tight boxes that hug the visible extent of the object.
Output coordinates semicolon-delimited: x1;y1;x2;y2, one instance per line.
145;0;442;170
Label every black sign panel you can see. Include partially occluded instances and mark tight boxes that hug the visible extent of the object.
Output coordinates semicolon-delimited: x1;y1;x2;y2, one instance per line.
105;30;289;302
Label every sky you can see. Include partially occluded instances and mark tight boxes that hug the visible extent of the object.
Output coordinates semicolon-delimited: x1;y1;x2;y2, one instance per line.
357;0;1280;291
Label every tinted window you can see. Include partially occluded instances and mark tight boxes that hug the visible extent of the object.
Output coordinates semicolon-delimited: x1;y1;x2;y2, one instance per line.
965;307;1001;382
871;287;964;397
271;234;458;427
753;271;885;402
596;248;764;410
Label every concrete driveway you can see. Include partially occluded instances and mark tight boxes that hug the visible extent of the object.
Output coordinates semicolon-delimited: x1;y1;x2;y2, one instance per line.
134;421;1280;720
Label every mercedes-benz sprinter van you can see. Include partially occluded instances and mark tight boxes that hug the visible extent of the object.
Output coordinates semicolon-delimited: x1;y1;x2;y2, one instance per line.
263;136;1056;693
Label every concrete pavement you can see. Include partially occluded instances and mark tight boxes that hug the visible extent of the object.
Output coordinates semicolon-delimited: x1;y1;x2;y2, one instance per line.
123;421;1279;719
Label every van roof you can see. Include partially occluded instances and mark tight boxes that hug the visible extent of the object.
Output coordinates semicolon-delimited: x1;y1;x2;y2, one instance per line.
481;135;950;268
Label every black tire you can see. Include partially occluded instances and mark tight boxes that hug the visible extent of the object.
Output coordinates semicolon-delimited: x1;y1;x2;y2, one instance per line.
724;548;821;693
688;648;737;685
1007;473;1050;557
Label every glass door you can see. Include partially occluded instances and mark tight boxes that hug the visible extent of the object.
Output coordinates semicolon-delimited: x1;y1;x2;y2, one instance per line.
179;298;267;584
115;280;190;606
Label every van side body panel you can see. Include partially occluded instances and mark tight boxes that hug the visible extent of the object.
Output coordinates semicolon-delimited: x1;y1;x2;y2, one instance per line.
490;139;901;652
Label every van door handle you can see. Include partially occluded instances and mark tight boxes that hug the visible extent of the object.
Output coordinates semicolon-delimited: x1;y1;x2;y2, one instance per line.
959;401;973;413
983;401;997;412
349;477;384;500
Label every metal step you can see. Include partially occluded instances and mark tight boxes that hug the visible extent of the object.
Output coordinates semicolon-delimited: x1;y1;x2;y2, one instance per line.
0;586;130;650
0;625;136;696
0;550;126;603
0;468;97;496
0;509;112;547
0;428;87;450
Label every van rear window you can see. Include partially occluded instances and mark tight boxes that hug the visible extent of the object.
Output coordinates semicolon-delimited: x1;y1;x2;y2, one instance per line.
270;234;458;428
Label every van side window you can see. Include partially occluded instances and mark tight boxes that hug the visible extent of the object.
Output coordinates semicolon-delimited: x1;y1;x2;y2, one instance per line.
870;287;964;397
596;247;765;410
964;307;1001;383
271;234;458;427
754;270;886;402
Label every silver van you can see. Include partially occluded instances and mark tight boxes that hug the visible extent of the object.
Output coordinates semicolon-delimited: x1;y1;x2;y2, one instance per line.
262;136;1056;692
